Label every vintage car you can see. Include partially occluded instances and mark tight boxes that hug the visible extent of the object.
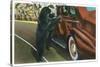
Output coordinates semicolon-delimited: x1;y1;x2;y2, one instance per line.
51;6;96;60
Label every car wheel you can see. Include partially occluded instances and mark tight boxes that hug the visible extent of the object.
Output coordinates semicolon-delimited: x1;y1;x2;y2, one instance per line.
67;35;79;60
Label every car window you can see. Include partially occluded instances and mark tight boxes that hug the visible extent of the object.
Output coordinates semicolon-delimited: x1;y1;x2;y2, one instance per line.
62;6;69;16
62;6;77;18
69;7;78;18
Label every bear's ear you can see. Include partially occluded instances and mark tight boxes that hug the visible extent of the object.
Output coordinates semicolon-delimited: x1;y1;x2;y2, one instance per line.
48;5;54;9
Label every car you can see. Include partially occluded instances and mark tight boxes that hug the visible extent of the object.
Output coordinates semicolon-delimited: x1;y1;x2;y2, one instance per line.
51;6;96;60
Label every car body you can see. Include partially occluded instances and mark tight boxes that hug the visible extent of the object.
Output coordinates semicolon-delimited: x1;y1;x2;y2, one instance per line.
53;6;96;59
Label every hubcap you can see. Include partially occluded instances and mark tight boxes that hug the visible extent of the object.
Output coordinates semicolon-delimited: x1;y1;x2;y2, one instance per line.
68;36;78;60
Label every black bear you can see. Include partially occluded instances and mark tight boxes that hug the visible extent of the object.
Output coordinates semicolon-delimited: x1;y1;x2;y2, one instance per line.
35;5;60;62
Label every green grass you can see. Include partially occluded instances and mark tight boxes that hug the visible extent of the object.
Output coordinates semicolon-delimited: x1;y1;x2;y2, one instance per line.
15;36;37;64
44;47;66;62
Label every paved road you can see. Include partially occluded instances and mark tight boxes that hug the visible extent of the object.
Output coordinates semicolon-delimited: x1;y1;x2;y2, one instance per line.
14;20;70;64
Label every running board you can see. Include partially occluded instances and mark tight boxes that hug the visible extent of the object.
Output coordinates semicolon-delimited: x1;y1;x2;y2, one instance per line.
51;38;66;49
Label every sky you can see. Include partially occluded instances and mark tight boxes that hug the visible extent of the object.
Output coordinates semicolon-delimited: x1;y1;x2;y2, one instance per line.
86;7;96;11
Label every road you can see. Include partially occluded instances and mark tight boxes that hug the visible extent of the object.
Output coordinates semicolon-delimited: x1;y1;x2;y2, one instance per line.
14;20;70;64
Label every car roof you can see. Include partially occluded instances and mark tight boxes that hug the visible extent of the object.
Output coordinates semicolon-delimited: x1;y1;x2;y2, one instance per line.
77;7;96;25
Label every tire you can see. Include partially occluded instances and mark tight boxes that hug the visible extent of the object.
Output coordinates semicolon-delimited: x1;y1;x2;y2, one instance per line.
67;35;79;60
